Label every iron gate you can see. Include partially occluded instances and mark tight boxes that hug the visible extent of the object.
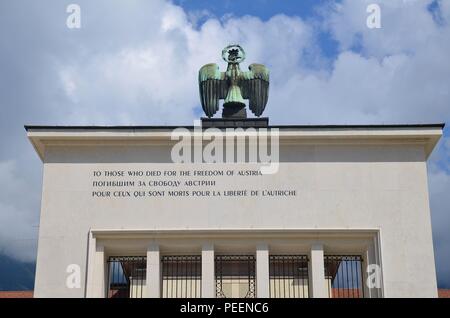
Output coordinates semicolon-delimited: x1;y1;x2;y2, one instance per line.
215;255;256;298
269;255;309;298
107;256;146;298
161;255;202;298
324;255;364;298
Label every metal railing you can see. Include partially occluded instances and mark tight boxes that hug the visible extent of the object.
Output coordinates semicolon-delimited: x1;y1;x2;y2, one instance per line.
161;255;202;298
107;256;147;298
215;255;256;298
324;255;364;298
269;255;309;298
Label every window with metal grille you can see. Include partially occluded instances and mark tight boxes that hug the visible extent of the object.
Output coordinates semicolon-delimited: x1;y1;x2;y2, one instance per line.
215;255;256;298
161;255;202;298
324;255;364;298
269;255;309;298
107;256;147;298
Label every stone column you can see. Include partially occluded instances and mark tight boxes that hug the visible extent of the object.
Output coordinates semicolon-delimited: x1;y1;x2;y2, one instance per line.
256;243;270;298
146;243;160;298
366;238;382;298
201;243;215;298
86;234;106;298
309;243;328;298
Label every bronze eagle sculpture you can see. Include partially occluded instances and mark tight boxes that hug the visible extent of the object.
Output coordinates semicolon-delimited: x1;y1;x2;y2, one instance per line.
198;44;269;118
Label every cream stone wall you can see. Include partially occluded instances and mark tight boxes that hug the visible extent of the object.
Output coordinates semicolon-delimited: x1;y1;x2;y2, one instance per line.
27;126;442;298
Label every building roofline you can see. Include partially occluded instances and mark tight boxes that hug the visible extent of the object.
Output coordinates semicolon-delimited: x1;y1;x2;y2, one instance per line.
25;123;444;162
24;123;446;131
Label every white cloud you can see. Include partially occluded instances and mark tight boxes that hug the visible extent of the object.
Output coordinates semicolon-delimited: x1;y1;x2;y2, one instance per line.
57;7;315;125
429;166;450;287
0;161;38;262
265;0;450;124
326;0;442;57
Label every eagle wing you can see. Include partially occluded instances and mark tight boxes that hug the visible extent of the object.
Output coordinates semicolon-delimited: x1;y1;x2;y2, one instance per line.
198;64;228;118
241;63;269;117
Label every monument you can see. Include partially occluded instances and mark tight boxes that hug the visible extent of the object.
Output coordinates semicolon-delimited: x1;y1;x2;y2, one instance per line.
199;44;269;119
27;46;443;298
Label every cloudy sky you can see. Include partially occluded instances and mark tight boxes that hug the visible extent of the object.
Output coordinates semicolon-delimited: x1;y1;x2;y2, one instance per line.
0;0;449;288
